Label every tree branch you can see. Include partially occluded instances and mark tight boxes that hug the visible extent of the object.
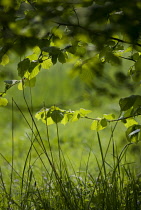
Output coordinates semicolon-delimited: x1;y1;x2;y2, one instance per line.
54;21;141;47
84;114;140;123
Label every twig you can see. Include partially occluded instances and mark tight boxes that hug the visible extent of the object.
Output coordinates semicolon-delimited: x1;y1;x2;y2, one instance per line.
54;21;141;47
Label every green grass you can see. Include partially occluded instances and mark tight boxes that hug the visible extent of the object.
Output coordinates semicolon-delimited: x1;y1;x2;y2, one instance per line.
1;59;141;209
0;92;141;210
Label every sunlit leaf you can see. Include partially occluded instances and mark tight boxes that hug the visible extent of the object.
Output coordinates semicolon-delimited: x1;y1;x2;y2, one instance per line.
61;114;69;125
24;64;41;79
103;113;115;120
35;106;90;126
0;54;9;66
33;46;41;54
71;111;80;122
0;97;8;106
91;118;107;131
123;118;138;128
41;58;52;69
79;108;92;116
26;54;38;61
51;27;63;39
126;125;141;143
18;82;24;90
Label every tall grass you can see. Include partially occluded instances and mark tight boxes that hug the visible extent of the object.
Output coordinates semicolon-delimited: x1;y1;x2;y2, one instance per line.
0;89;141;209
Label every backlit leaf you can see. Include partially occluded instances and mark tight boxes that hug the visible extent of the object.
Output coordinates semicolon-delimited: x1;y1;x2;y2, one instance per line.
0;97;8;106
0;54;9;66
91;118;107;131
41;58;52;69
103;113;115;120
79;108;92;116
71;111;80;122
123;118;138;128
24;64;41;79
126;125;141;143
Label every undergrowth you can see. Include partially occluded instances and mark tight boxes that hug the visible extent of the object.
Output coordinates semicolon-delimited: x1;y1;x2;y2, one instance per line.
0;93;141;210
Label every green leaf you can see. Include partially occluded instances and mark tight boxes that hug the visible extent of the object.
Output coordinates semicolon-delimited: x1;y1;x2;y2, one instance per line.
0;97;8;106
0;54;9;66
132;52;139;61
126;125;141;143
123;118;138;128
51;110;64;123
52;54;58;64
133;95;141;109
91;118;107;131
119;95;137;111
135;56;141;71
58;51;66;63
24;64;41;80
35;106;91;126
18;58;30;78
28;61;39;73
35;108;55;125
41;58;52;69
103;113;115;120
71;111;80;122
24;77;36;87
42;46;60;55
61;114;70;125
51;27;63;39
101;118;107;127
18;82;24;90
26;54;38;61
79;108;92;116
123;107;134;118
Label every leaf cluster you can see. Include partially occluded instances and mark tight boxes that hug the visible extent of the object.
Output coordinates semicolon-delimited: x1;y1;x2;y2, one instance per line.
1;1;141;143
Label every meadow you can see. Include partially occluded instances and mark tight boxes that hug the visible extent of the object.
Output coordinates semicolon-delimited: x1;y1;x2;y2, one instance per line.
0;57;141;209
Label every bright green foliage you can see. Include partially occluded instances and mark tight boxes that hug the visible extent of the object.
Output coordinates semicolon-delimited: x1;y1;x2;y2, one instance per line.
35;106;91;125
1;0;141;141
18;77;36;90
126;125;141;143
123;118;138;128
103;113;115;120
1;2;141;208
0;54;9;66
0;97;8;106
119;95;141;143
91;118;107;131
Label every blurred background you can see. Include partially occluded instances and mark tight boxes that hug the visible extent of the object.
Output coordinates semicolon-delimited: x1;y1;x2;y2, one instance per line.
1;51;141;177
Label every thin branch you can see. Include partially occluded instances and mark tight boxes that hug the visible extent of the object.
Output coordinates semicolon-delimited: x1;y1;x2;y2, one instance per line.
84;114;141;123
72;5;80;26
54;21;141;47
119;56;136;62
